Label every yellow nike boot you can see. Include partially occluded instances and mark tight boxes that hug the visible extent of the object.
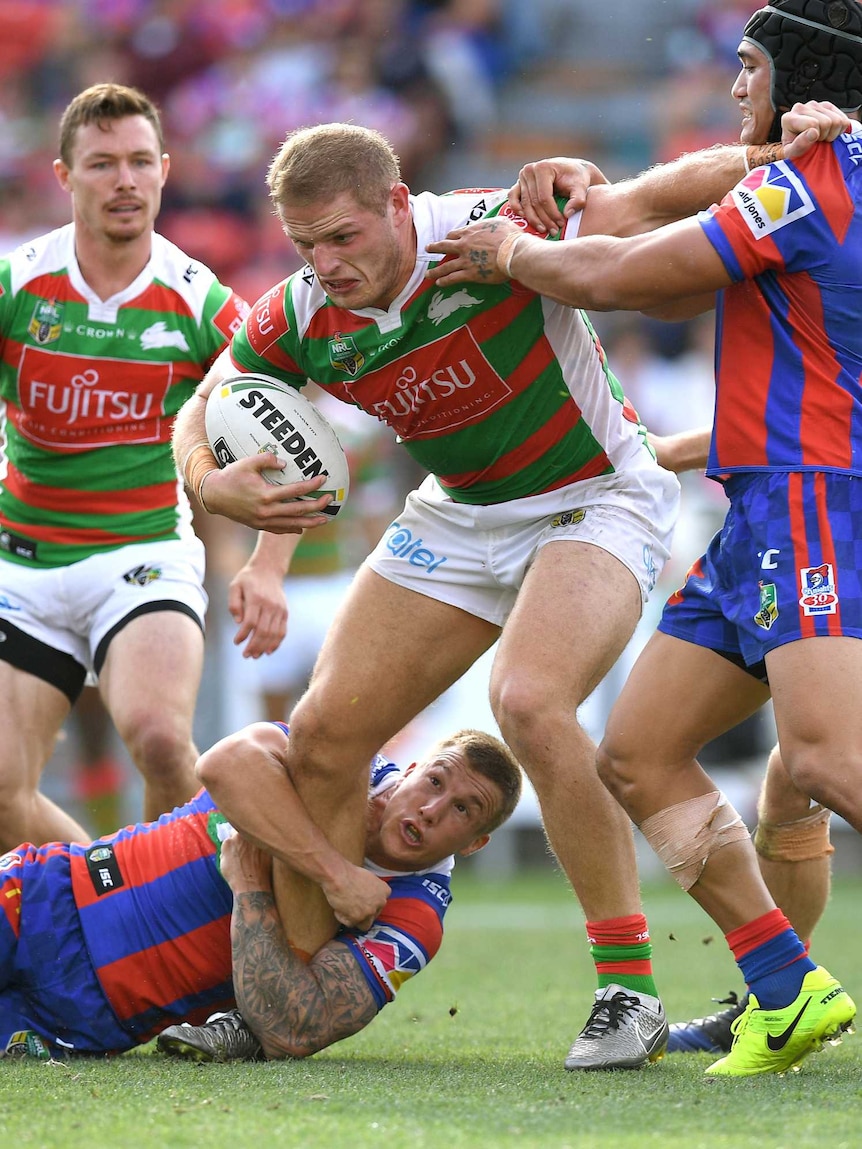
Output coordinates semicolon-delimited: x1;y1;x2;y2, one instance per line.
705;966;856;1077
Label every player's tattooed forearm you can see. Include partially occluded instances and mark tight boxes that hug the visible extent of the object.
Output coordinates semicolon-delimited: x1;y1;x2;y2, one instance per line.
231;891;377;1057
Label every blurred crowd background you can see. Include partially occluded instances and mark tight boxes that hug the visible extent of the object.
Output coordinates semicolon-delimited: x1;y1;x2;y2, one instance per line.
2;0;784;859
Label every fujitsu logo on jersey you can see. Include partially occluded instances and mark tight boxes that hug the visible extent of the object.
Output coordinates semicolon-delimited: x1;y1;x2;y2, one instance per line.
213;293;249;341
361;329;513;439
370;360;478;421
247;284;289;355
27;369;155;426
497;203;531;229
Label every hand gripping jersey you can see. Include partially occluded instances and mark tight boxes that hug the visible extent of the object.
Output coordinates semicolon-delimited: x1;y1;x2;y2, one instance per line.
698;126;862;477
0;752;454;1054
229;190;654;506
0;224;249;567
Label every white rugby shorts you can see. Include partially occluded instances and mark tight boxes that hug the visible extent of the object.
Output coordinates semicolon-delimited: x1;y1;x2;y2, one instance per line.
365;465;680;626
0;536;207;677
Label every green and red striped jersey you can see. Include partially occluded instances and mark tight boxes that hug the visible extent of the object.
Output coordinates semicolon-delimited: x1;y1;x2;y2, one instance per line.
230;189;652;506
0;224;249;567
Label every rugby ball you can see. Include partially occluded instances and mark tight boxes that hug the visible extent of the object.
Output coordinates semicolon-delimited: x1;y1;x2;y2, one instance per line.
205;373;349;517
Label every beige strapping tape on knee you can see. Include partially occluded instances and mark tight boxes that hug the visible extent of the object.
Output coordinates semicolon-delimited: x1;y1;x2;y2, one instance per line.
754;804;834;863
639;791;751;891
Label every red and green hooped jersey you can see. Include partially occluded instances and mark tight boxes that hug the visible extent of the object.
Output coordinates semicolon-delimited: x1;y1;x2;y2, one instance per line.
230;189;652;506
0;224;249;568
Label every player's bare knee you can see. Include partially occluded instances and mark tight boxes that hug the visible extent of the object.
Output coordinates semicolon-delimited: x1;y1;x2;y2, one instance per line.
490;670;558;750
287;708;373;797
595;740;623;801
758;754;815;824
261;1033;317;1060
595;733;641;808
779;747;849;814
0;778;35;846
124;718;195;783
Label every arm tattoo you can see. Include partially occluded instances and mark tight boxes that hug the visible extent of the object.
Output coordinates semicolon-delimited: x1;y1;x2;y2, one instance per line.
231;891;378;1059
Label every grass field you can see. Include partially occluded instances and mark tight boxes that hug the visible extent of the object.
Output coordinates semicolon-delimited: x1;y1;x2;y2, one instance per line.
2;869;861;1149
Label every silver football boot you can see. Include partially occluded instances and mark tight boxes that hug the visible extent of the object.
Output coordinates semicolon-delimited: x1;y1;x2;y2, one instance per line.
564;985;668;1070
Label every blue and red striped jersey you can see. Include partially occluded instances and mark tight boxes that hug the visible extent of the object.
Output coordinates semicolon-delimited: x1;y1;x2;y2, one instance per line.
698;125;862;476
69;790;233;1042
65;753;454;1042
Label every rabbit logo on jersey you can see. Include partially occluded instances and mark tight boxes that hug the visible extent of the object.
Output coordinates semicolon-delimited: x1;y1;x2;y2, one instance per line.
731;161;815;240
799;562;837;616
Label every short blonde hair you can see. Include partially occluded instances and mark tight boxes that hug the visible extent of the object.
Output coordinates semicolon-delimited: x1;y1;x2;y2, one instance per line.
423;729;523;834
266;123;401;221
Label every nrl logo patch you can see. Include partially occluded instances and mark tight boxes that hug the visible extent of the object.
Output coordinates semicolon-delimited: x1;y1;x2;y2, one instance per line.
550;509;586;528
123;563;162;586
329;332;364;376
28;298;63;345
5;1030;51;1060
754;581;778;630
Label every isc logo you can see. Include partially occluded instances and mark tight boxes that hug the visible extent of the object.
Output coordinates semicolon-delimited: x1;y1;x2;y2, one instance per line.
423;879;451;907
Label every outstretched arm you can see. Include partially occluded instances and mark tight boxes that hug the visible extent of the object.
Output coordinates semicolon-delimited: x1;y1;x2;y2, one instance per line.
649;427;711;474
427;213;732;311
508;101;852;241
222;833;378;1060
